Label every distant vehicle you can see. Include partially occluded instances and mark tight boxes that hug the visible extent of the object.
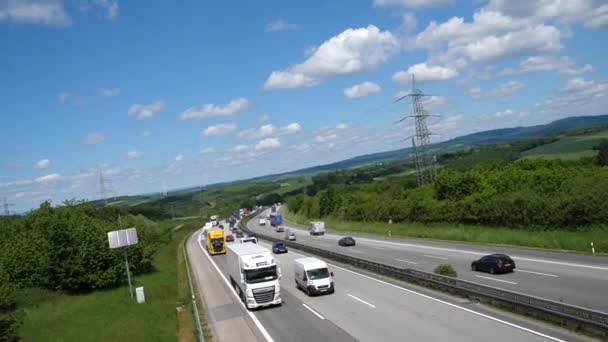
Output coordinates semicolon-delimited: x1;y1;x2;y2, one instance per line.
202;222;213;235
236;231;244;238
210;215;219;226
231;227;238;233
229;216;237;224
240;236;258;244
225;234;235;242
219;224;224;229
275;225;285;233
271;205;277;213
226;243;282;309
259;218;266;226
272;241;288;254
309;221;325;236
271;214;283;227
294;257;334;296
338;236;356;247
471;254;516;274
284;228;296;241
207;229;226;255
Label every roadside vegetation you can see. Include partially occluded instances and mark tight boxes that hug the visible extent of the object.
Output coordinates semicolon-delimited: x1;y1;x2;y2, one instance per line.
0;200;210;341
284;130;608;253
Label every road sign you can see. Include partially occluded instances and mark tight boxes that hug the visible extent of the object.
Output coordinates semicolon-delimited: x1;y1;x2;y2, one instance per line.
107;227;138;249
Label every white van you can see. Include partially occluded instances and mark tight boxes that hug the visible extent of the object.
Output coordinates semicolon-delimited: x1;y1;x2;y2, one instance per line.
294;257;334;296
239;236;258;244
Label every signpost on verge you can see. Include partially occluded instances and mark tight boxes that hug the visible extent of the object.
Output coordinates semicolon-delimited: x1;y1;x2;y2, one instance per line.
107;227;138;299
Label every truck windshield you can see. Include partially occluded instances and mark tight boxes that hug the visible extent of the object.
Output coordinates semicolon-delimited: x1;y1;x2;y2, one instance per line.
245;265;278;283
211;238;224;251
307;268;329;280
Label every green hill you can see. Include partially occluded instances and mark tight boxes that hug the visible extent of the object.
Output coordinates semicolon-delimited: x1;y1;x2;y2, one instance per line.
521;128;608;160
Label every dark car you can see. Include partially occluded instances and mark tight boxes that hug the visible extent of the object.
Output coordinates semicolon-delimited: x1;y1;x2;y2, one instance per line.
219;224;224;229
338;236;356;247
231;227;238;234
235;231;244;238
225;234;235;242
272;241;288;254
471;254;516;274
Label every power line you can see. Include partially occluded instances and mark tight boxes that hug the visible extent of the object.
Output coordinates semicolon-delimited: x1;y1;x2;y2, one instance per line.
2;196;15;216
98;167;113;205
395;75;438;186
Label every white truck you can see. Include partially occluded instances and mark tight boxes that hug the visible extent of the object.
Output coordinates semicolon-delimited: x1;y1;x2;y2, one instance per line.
202;222;213;235
210;215;219;226
309;221;326;236
226;243;282;309
294;257;334;296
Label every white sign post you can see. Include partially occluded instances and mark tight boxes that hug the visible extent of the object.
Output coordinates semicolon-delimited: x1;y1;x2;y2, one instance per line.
108;227;138;300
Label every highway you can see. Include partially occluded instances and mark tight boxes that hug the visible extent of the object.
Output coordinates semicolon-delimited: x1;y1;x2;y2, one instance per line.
248;210;608;313
186;220;590;342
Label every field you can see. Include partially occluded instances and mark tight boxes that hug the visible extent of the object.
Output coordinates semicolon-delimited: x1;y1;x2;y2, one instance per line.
18;219;208;342
521;129;608;159
284;209;608;253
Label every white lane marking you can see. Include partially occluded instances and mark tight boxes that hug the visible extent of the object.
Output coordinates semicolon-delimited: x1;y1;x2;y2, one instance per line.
325;263;564;342
371;246;386;250
424;254;448;260
394;258;418;265
273;219;608;272
347;294;376;308
196;231;275;342
516;269;558;278
475;275;518;285
302;304;325;320
349;250;366;254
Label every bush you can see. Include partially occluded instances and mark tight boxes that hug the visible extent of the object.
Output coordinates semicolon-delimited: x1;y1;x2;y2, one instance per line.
434;263;458;278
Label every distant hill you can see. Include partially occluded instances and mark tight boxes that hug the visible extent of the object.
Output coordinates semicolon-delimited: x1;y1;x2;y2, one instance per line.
255;115;608;180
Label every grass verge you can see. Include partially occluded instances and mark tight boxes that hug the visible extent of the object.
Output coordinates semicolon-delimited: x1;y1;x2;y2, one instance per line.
284;209;607;253
19;219;208;342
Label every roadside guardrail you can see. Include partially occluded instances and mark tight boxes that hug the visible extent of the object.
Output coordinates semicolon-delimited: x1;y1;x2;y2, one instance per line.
238;213;608;338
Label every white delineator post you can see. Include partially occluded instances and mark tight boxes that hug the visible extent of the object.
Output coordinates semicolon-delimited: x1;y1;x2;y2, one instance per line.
591;242;595;255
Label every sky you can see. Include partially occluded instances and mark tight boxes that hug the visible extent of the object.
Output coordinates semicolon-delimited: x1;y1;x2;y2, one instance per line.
1;0;607;212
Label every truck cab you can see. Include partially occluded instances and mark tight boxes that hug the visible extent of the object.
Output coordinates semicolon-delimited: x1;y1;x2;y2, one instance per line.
309;221;325;236
294;257;334;296
207;229;226;255
227;243;282;309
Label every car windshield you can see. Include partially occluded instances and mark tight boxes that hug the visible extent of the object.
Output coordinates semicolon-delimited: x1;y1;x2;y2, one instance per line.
244;265;278;283
274;243;285;248
211;238;224;251
307;268;330;280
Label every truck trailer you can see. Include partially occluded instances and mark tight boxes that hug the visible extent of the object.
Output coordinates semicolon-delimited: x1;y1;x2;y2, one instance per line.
226;243;282;309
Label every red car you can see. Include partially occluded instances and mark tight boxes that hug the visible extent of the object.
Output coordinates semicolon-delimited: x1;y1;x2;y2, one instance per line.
225;234;235;242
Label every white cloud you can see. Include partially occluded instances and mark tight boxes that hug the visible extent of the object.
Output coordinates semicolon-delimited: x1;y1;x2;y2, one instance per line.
81;133;105;145
393;63;458;83
562;77;595;92
203;123;237;136
498;55;594;76
468;80;525;99
264;25;399;89
445;114;463;122
255;138;281;150
315;133;338;143
258;124;275;138
280;122;302;134
58;92;71;102
399;12;418;33
175;154;184;161
337;123;349;130
290;143;311;153
180;98;249;120
128;100;165;119
124;150;144;159
373;0;451;8
91;0;118;19
140;131;151;138
199;147;215;154
238;124;276;140
344;81;382;99
414;9;564;69
258;114;270;122
35;173;61;184
486;0;608;30
99;87;120;97
228;144;249;153
0;0;71;26
266;20;297;32
34;159;50;169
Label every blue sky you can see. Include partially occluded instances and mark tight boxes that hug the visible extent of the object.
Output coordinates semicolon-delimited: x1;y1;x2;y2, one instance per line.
1;0;607;211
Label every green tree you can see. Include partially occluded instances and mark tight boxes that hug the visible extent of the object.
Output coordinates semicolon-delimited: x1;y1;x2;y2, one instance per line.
594;138;608;166
0;270;21;342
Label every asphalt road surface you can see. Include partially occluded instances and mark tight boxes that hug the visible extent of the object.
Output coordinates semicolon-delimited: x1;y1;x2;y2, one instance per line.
248;210;608;313
187;219;590;342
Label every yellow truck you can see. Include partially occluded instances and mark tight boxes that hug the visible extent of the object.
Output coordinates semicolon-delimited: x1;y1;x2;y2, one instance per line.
207;229;226;255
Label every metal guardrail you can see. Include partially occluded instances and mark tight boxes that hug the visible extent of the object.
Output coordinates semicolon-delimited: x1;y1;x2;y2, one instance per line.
238;213;608;338
183;236;204;342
